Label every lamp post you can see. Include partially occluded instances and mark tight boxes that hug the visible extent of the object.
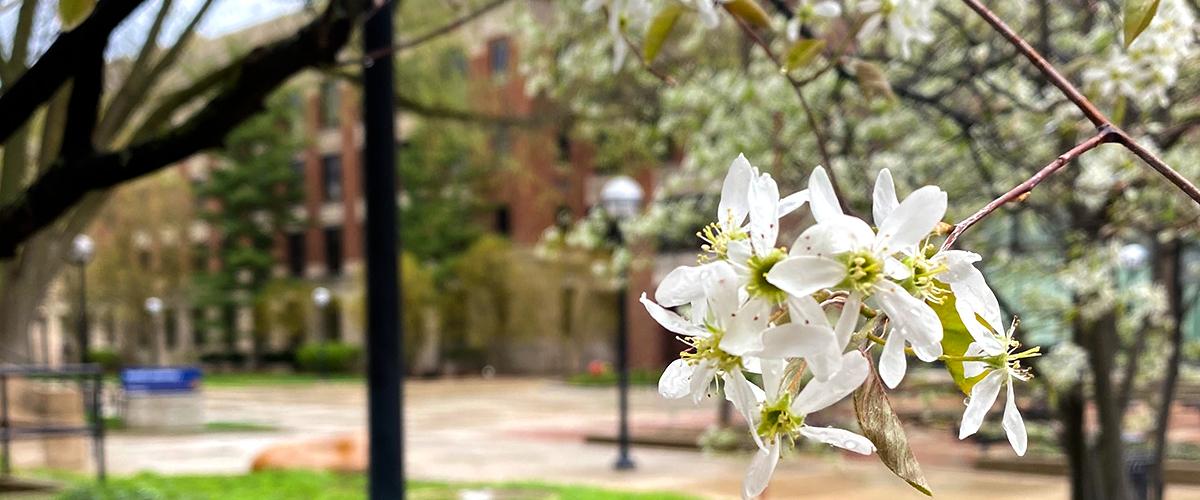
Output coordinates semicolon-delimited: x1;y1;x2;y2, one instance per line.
144;297;165;366
69;234;96;364
601;175;644;471
312;286;332;379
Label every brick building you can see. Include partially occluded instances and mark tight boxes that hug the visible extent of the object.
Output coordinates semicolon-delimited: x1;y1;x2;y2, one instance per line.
31;3;674;373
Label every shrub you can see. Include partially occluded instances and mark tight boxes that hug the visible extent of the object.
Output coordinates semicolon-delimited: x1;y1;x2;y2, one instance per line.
86;349;123;373
296;342;361;374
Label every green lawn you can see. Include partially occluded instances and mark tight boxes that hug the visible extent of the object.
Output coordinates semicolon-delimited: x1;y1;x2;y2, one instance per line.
201;372;363;387
51;471;697;500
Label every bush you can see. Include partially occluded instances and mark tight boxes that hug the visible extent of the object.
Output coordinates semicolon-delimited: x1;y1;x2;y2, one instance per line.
86;349;122;373
296;342;361;374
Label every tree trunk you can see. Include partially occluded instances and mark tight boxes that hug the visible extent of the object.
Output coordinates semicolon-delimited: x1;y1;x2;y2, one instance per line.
1080;310;1132;500
1058;382;1093;500
1149;238;1185;500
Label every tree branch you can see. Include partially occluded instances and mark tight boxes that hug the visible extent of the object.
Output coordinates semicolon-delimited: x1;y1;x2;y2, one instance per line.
942;129;1113;250
0;0;148;146
0;0;359;257
59;40;106;161
356;0;511;64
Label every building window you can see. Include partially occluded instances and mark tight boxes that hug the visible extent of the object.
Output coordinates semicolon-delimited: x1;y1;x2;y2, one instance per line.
322;155;343;201
191;244;208;273
192;308;206;347
165;308;178;349
320;80;340;129
488;38;510;77
286;232;306;277
494;207;511;236
291;159;306;182
491;127;511;155
442;48;467;77
324;226;343;276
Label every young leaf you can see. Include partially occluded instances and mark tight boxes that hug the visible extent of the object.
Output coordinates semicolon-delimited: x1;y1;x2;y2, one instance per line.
58;0;96;30
644;4;685;63
929;288;987;396
851;60;895;102
783;39;826;73
724;0;772;28
1123;0;1162;48
854;356;933;496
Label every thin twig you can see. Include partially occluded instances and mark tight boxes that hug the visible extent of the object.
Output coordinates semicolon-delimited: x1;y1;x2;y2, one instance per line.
357;0;511;64
942;129;1114;250
726;8;849;213
958;0;1108;128
956;0;1200;217
617;24;678;86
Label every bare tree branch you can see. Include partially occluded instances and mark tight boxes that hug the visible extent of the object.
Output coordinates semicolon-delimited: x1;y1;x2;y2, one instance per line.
0;0;360;257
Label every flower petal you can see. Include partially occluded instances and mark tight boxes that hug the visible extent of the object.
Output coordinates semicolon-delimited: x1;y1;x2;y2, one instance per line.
765;256;845;297
833;292;861;351
703;261;742;321
743;440;781;499
786;295;830;329
799;426;876;455
655;263;710;307
777;190;809;218
791;351;869;415
1003;381;1027;456
760;358;786;401
724;370;767;451
813;1;842;17
690;360;717;404
659;359;695;399
874;280;943;347
788;215;874;257
748;171;781;255
808;166;844;224
720;298;771;356
756;324;842;381
959;370;1003;439
878;329;907;389
872;168;899;228
640;293;708;337
875;185;947;254
718;154;754;231
940;250;1005;353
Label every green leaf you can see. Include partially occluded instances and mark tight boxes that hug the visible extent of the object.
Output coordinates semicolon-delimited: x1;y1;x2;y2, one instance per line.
930;288;988;396
1123;0;1162;48
58;0;96;31
724;0;772;29
851;60;895;102
643;4;685;64
854;357;933;496
783;39;826;73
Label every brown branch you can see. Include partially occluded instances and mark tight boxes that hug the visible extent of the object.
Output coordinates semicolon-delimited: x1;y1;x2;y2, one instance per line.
941;129;1113;250
355;0;511;64
617;24;677;86
0;0;149;146
941;0;1200;246
0;0;359;258
725;7;849;214
958;0;1108;128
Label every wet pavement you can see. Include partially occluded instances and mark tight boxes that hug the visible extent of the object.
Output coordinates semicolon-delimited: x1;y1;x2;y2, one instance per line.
16;377;1200;499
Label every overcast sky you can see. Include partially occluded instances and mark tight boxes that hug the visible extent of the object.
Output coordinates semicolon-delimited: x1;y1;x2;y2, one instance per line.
0;0;307;62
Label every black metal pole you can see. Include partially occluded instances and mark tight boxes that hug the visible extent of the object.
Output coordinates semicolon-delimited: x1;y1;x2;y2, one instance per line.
611;219;634;470
363;2;403;498
77;263;89;363
614;282;634;470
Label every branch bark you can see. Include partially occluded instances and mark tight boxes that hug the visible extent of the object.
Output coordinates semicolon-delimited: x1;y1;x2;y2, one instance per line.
0;0;148;146
0;0;359;258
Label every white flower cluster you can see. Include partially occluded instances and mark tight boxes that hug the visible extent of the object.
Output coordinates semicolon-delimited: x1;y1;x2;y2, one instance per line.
1082;0;1198;107
857;0;936;58
642;154;1035;498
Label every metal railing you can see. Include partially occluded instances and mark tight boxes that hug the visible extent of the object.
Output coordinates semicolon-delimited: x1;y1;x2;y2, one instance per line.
0;363;105;482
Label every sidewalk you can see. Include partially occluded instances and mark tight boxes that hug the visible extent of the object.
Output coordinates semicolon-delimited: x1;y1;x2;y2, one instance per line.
26;377;1200;499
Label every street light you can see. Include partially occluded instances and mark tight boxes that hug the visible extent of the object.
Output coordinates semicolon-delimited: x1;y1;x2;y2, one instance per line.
601;175;643;471
69;234;96;364
1118;243;1149;269
145;297;165;365
312;286;332;379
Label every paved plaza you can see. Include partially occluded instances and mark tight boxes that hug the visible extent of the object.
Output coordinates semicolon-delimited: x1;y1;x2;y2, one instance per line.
16;377;1200;499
